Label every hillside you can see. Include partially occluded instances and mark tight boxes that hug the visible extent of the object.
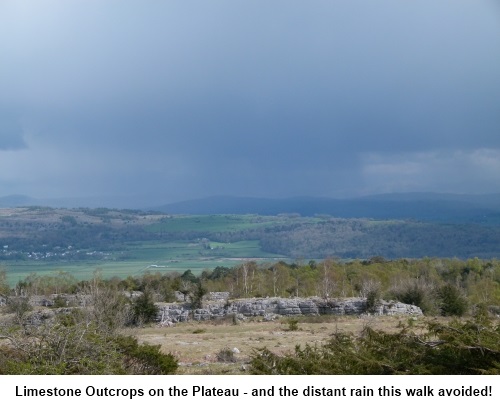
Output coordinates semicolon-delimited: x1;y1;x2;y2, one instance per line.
1;207;500;265
3;193;500;224
154;193;500;224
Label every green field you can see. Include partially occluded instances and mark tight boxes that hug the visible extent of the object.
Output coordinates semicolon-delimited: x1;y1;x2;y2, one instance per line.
145;214;316;233
2;239;287;286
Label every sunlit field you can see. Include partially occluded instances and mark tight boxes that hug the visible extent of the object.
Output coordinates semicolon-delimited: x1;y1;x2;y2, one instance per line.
2;239;287;286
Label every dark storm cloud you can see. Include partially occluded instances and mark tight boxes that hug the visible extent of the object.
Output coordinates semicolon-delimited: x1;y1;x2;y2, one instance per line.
1;0;500;202
0;130;25;150
0;109;26;150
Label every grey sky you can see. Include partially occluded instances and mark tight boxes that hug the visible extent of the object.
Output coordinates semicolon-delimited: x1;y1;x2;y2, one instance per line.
1;0;499;206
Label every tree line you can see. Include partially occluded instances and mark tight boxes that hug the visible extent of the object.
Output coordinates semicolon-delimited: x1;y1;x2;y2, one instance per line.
2;256;499;316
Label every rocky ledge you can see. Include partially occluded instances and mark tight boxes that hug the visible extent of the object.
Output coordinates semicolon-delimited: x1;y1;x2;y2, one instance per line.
157;297;422;325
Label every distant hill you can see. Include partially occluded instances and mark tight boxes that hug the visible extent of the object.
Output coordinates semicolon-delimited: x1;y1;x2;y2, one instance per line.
1;205;500;259
154;193;500;224
0;194;150;209
0;194;39;207
2;192;500;225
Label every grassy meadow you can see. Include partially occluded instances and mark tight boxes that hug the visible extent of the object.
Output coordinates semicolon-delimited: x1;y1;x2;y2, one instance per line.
145;214;284;233
2;239;286;286
129;314;425;374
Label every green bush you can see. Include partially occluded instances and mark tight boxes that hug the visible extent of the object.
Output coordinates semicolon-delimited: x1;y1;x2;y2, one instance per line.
250;313;500;374
365;290;380;313
0;322;178;375
114;335;178;374
284;318;299;331
0;323;125;374
132;291;158;325
438;284;468;316
391;280;438;315
190;282;207;310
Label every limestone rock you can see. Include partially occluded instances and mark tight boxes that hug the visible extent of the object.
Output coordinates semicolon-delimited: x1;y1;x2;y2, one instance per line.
154;296;423;324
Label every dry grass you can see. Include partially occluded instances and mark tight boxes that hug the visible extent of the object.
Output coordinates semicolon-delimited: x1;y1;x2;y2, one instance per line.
1;309;443;374
126;314;426;374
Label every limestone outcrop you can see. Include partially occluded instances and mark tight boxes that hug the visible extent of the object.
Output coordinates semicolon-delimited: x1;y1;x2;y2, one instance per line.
2;292;422;326
156;297;422;324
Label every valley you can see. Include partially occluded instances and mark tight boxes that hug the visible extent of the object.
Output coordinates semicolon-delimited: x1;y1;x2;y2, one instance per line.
2;205;500;285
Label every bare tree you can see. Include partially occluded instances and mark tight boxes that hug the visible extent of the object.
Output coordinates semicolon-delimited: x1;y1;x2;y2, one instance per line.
81;270;131;335
318;260;336;299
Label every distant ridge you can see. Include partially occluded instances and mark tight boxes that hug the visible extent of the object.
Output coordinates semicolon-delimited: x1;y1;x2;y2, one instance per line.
0;194;150;209
0;194;39;207
2;192;500;224
154;193;500;224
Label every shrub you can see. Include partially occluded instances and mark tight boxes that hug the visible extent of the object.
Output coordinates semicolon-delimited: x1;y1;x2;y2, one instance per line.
132;291;158;325
0;321;178;375
365;290;380;314
4;296;32;324
438;283;468;316
0;322;126;374
190;283;207;310
86;277;131;333
250;315;500;374
216;347;237;363
0;270;9;296
390;279;438;315
53;295;67;308
114;335;178;374
284;318;299;331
